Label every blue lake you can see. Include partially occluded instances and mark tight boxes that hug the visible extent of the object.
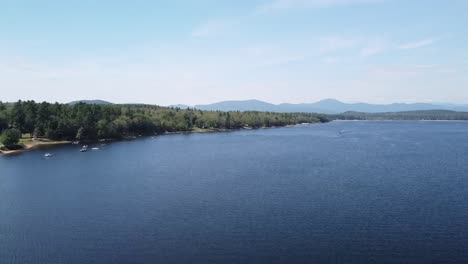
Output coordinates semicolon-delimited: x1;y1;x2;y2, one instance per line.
1;121;468;263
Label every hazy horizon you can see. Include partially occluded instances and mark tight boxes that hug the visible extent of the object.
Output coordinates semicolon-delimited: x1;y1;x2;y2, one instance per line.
1;0;467;105
3;97;467;108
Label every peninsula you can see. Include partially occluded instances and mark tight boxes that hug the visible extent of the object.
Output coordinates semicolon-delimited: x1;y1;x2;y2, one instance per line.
0;100;329;154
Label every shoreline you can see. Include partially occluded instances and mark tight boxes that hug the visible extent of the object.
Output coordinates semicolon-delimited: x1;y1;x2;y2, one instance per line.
4;119;465;156
0;140;72;155
0;123;316;156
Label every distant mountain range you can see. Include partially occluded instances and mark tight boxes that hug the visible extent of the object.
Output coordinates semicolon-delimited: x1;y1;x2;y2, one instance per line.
171;99;468;114
67;99;468;114
68;100;113;105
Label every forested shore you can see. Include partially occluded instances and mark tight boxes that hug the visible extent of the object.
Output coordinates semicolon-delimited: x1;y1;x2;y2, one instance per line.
331;110;468;120
0;100;329;151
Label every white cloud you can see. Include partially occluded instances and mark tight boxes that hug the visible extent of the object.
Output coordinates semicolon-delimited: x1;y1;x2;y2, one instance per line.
398;38;437;50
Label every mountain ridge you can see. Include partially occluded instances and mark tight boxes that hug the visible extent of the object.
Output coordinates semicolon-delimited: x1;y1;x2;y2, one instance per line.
172;99;468;114
67;99;468;114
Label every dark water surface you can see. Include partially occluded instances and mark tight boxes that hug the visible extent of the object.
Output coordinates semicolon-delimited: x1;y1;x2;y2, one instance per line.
1;121;468;264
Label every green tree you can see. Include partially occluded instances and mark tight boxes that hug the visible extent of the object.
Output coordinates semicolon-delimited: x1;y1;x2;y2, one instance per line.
225;112;232;129
10;101;26;131
0;112;8;133
0;128;22;146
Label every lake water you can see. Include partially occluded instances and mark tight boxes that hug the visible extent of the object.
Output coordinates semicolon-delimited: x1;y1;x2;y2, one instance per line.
1;121;468;264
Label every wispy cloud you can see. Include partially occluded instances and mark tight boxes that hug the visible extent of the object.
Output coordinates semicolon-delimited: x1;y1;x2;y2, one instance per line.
319;36;357;54
191;19;239;37
359;39;388;56
252;55;306;68
237;45;308;69
398;38;437;50
323;57;341;64
366;64;458;81
260;0;384;12
318;35;389;57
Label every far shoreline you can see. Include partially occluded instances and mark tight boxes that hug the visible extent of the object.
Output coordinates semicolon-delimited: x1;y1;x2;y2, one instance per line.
333;119;468;122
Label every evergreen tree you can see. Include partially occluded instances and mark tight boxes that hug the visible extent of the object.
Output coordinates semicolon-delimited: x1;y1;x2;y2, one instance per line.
0;128;22;147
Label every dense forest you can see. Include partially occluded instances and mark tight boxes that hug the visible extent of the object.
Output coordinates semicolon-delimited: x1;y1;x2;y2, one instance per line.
0;100;329;148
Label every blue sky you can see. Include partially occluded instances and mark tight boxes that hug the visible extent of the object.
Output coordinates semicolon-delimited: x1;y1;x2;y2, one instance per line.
1;0;467;105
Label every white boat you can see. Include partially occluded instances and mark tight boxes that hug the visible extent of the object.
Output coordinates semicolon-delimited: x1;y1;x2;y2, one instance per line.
91;147;100;150
80;145;88;152
44;153;53;157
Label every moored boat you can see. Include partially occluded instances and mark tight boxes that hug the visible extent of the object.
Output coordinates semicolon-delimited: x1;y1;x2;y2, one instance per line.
80;145;88;152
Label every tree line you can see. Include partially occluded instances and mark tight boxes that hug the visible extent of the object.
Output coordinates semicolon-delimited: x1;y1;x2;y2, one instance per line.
0;100;329;147
332;110;468;121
